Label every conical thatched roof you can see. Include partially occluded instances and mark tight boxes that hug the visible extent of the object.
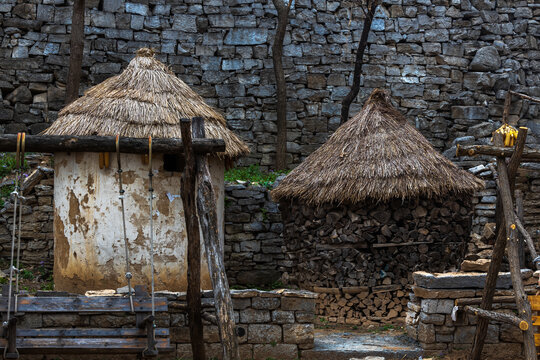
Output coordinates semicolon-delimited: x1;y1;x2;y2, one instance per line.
43;48;249;159
272;89;484;205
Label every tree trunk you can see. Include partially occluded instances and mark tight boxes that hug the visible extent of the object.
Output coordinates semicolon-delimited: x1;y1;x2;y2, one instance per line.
65;0;85;105
340;0;381;124
272;0;292;170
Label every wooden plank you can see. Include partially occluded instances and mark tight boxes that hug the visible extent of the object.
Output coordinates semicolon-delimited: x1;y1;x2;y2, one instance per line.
0;134;225;155
532;316;540;326
180;118;205;360
535;333;540;347
194;117;240;360
463;306;526;328
16;328;169;338
0;297;168;312
0;337;173;354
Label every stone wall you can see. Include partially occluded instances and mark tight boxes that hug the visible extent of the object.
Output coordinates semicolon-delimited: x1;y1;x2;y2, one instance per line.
0;162;54;268
224;182;286;287
406;270;536;358
1;0;539;169
1;288;316;359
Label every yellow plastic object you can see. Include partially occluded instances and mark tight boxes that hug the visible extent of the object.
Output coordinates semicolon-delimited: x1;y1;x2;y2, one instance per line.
532;316;540;326
519;320;529;331
528;295;540;311
535;334;540;347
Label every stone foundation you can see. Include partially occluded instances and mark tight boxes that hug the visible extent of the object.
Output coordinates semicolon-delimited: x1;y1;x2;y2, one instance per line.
407;270;536;359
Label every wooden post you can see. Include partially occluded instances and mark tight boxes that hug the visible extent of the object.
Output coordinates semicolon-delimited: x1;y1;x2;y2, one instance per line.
192;117;240;360
470;131;524;360
65;0;85;105
180;119;205;360
494;132;536;360
516;190;525;268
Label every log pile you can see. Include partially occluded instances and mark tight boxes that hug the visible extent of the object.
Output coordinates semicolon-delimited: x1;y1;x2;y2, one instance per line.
280;197;474;323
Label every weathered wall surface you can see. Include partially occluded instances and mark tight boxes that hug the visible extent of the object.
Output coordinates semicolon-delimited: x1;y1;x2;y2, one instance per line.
0;0;539;169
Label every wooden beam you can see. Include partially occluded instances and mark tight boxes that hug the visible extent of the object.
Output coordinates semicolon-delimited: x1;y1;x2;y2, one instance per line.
463;306;528;330
514;215;539;268
456;144;540;161
510;90;540;104
180;118;205;360
515;190;526;268
455;296;517;306
193;117;240;360
0;134;225;155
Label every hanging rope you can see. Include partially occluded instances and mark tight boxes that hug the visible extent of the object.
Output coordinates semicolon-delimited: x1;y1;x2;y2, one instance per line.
4;133;23;327
116;135;134;314
14;133;25;314
148;136;156;318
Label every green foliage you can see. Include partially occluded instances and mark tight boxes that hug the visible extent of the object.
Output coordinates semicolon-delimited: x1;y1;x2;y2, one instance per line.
20;269;34;280
0;184;14;208
269;340;277;347
0;153;17;178
225;165;289;189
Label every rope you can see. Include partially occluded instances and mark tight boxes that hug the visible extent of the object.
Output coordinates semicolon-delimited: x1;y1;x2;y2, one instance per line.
14;133;25;313
116;136;134;314
148;136;156;318
4;133;22;327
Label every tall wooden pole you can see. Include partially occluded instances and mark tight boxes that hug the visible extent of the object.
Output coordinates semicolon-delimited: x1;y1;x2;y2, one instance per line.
470;129;532;360
180;119;205;360
192;117;240;360
494;132;535;360
65;0;85;105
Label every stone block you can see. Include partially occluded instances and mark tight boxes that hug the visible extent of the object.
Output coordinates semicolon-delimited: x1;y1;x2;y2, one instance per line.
417;322;435;343
43;314;89;327
281;297;315;312
224;29;268;45
272;310;295;324
420;312;445;325
253;344;298;360
240;309;271;323
125;2;148;15
413;270;532;290
248;324;282;344
252;297;280;310
421;299;454;314
172;14;197;32
283;323;314;345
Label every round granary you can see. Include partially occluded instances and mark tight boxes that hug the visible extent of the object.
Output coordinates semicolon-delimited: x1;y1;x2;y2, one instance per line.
272;89;484;324
43;48;248;293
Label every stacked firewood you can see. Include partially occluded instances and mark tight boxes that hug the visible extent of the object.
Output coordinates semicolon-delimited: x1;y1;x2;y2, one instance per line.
280;198;473;323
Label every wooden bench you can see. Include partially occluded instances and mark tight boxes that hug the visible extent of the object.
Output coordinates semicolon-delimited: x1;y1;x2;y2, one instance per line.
0;287;173;358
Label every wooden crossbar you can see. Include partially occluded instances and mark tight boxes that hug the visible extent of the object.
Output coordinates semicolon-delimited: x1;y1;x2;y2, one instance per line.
0;296;168;313
0;337;173;354
14;328;169;338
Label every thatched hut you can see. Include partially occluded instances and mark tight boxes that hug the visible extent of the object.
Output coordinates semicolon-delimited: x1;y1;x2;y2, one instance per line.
272;89;484;323
43;48;249;293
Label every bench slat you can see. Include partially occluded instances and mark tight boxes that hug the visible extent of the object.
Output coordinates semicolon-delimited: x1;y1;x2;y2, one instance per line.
17;328;169;338
0;297;167;312
0;337;173;354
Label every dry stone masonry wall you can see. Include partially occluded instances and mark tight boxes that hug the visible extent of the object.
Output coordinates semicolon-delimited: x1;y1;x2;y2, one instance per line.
407;270;537;356
0;0;539;169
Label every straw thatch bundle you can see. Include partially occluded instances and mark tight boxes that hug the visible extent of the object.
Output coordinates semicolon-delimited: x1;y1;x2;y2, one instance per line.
43;48;249;159
272;89;484;204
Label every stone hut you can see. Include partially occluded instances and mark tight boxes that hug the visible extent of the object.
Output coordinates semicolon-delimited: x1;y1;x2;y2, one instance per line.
43;48;249;293
272;89;484;323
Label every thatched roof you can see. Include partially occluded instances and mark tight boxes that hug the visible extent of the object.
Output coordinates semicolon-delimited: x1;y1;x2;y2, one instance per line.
272;89;484;205
43;48;249;159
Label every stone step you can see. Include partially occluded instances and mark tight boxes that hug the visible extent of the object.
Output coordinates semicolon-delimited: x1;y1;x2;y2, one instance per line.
301;330;422;360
